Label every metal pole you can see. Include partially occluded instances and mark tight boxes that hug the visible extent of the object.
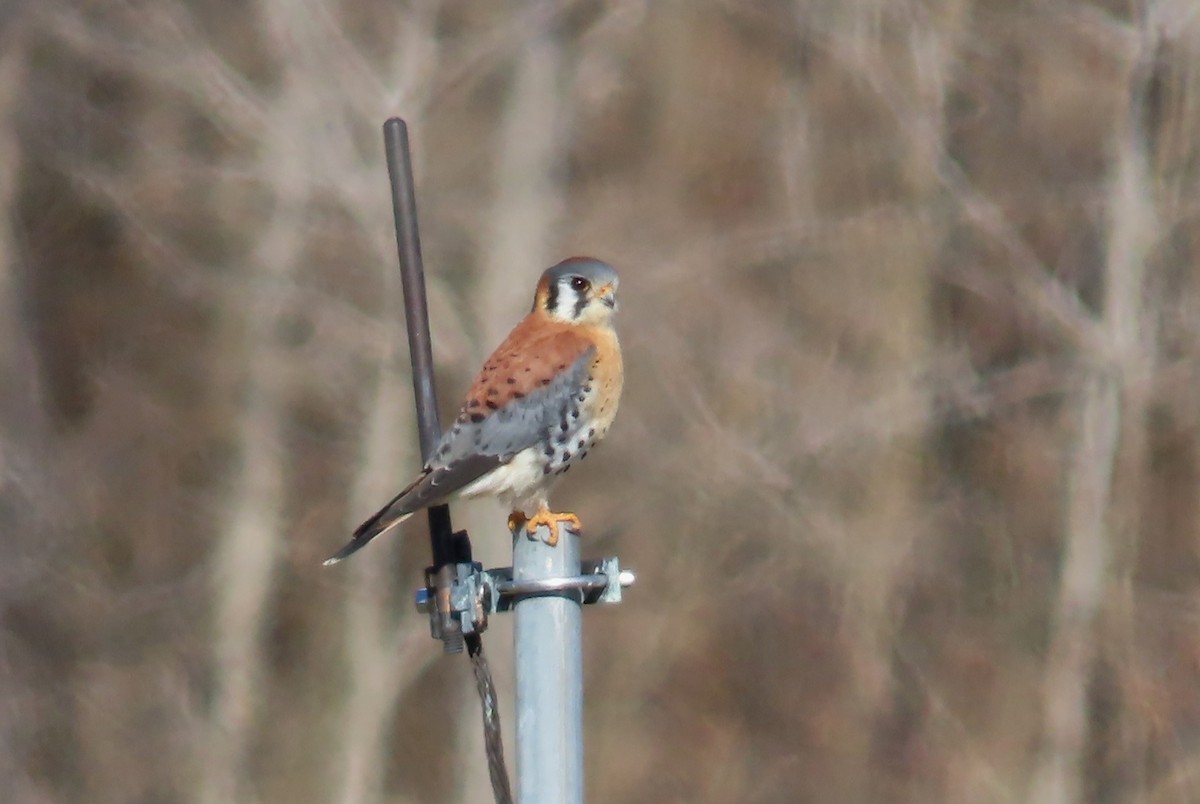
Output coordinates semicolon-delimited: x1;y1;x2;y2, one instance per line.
382;118;439;458
514;525;584;804
382;118;512;801
382;117;462;649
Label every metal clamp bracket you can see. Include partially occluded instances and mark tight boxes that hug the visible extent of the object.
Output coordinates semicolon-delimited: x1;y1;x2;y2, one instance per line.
415;557;635;637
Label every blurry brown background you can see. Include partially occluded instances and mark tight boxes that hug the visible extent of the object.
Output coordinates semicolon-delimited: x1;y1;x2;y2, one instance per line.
3;1;1200;802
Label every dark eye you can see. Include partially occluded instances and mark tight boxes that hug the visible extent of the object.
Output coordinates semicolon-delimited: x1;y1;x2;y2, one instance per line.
569;276;590;292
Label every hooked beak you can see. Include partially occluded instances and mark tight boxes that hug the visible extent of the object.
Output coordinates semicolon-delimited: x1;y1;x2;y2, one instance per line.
598;284;617;311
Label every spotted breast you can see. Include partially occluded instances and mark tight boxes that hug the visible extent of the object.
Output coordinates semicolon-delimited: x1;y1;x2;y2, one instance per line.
326;256;623;563
537;323;622;481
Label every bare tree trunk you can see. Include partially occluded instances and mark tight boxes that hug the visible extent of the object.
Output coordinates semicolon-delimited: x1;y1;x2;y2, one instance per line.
795;4;959;795
1028;374;1121;804
202;3;312;799
335;352;437;804
476;3;570;345
0;24;53;804
201;144;295;804
0;24;38;497
1028;28;1161;804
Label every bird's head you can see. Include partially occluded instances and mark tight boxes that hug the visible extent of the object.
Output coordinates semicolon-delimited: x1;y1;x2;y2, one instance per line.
533;257;620;326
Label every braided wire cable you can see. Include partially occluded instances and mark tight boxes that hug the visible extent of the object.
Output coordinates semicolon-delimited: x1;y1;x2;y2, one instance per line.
467;634;513;804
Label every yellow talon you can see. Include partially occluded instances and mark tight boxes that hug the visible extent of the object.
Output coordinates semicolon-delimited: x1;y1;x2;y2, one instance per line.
524;506;582;547
507;511;528;534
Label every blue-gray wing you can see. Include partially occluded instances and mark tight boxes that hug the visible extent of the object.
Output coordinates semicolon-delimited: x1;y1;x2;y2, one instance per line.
325;336;595;564
418;341;597;492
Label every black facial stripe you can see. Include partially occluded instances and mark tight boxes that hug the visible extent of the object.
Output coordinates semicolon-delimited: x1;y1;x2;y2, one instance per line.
572;285;588;319
545;280;559;314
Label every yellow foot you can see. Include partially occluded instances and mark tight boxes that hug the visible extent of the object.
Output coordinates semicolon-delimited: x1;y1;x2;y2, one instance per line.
507;510;528;535
524;508;582;547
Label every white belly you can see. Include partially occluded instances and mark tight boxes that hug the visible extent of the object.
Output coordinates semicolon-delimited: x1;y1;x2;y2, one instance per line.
458;447;549;512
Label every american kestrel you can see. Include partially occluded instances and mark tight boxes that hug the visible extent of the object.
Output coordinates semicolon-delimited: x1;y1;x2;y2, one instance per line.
325;257;623;565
